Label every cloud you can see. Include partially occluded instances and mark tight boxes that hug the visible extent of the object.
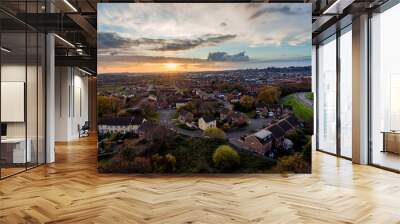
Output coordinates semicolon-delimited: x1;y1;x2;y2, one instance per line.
287;33;310;46
98;32;236;51
208;52;250;62
151;34;236;51
99;55;206;64
98;32;132;49
249;5;309;20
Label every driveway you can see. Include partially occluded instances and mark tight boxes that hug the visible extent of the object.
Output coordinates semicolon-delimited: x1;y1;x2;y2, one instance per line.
159;109;271;140
226;118;272;139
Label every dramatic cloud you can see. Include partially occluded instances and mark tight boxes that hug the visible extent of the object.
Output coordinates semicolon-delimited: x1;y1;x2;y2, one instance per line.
249;5;310;20
98;32;236;51
98;32;132;49
208;52;250;62
97;3;312;73
99;55;206;64
151;34;237;51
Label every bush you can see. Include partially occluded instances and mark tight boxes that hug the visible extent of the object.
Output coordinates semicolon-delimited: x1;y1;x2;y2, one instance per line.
302;139;312;162
212;145;240;171
203;128;226;139
132;157;152;173
121;147;135;160
98;154;152;173
152;153;177;173
274;153;310;173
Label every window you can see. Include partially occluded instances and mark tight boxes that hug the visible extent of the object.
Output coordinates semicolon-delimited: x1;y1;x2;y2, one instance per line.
317;35;337;154
339;27;352;158
370;3;400;171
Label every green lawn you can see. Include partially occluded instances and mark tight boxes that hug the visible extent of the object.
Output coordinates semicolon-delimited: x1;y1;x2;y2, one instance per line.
282;94;313;123
305;92;314;101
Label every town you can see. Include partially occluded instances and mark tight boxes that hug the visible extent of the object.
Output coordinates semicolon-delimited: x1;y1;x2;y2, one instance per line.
97;66;312;173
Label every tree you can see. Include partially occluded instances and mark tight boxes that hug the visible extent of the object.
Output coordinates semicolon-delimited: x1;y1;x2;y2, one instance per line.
257;86;282;104
152;153;176;173
140;101;159;122
97;96;122;118
239;95;255;111
203;127;226;139
212;145;240;171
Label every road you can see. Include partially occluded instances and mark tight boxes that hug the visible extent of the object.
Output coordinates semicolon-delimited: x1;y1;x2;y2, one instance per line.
158;109;271;139
295;92;313;108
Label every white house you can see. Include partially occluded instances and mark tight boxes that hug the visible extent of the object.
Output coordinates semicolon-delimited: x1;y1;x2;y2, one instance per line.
98;116;145;134
198;116;217;131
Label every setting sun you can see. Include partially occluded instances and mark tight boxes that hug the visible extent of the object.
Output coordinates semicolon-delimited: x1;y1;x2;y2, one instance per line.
164;62;178;71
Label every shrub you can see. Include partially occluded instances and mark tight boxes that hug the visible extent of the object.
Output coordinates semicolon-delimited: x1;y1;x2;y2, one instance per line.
121;147;135;160
165;153;177;172
132;157;152;173
212;145;240;171
151;153;177;173
203;127;226;139
274;153;310;173
302;139;312;162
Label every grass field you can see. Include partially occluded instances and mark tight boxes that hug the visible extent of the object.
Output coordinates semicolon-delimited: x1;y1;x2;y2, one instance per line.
305;92;314;101
282;94;313;123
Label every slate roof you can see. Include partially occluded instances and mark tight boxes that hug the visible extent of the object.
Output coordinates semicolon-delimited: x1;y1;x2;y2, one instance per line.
286;115;300;127
99;117;135;126
267;124;285;139
277;120;293;132
202;116;216;123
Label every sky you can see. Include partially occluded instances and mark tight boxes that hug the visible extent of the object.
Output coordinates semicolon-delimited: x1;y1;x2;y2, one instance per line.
97;3;312;74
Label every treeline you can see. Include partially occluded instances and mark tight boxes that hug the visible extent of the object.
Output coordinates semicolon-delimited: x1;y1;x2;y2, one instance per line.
280;82;311;97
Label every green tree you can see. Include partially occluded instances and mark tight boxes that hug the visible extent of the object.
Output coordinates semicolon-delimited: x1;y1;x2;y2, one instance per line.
257;86;282;104
212;145;240;171
152;153;176;173
239;95;255;111
97;96;121;118
203;127;226;139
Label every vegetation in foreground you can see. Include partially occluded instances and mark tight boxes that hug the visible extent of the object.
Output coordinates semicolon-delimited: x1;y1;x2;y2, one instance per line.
98;130;280;173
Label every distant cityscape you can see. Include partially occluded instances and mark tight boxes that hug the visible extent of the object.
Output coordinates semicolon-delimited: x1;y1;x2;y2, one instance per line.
97;66;313;173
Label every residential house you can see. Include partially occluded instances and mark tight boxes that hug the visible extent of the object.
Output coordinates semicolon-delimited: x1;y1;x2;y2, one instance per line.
198;116;217;131
175;99;189;109
267;124;286;148
147;94;157;102
286;115;300;127
244;129;273;155
98;116;144;134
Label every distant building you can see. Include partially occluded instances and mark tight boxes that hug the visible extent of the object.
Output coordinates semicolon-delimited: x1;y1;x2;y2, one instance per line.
98;116;144;134
244;129;273;155
147;95;157;102
198;116;217;131
175;99;188;109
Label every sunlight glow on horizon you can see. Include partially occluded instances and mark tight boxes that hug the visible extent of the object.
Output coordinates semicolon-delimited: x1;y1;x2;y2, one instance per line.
164;62;178;71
